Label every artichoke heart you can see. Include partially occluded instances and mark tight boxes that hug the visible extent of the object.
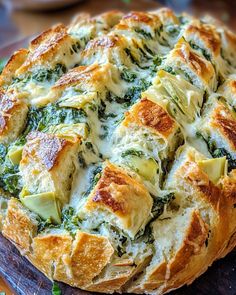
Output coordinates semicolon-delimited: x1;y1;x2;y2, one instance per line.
124;155;158;183
8;146;23;165
157;70;203;122
197;157;227;184
47;123;88;141
20;191;61;224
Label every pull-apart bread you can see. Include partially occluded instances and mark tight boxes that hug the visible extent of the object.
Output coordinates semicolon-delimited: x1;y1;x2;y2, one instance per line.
0;8;236;294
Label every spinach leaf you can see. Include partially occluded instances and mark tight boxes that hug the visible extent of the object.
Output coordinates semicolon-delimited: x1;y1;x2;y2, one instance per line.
196;133;236;171
32;63;66;83
37;217;55;233
152;193;175;219
135;28;152;39
189;41;211;61
163;66;176;75
166;25;180;38
61;206;81;237
37;104;87;131
121;149;144;158
0;57;8;74
52;282;62;295
81;166;102;198
120;67;137;82
0;162;22;196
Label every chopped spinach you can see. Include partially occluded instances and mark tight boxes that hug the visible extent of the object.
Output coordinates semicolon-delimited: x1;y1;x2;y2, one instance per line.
150;55;164;74
120;67;137;82
85;142;95;153
32;63;66;83
135;223;154;244
0;161;22;196
0;144;7;164
98;100;106;120
37;104;87;131
81;165;102;198
61;206;81;237
78;151;86;168
121;149;144;158
163;66;176;75
212;148;236;171
52;282;62;295
117;235;128;257
99;125;109;140
189;41;211;61
135;28;152;39
166;25;180;37
123;79;151;106
106;77;151;107
197;133;236;171
37;217;55;233
152;193;175;219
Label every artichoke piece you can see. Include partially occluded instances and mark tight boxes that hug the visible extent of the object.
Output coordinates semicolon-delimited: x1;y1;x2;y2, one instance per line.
8;146;23;165
47;123;88;141
157;70;204;122
197;157;227;184
122;153;159;183
20;191;61;224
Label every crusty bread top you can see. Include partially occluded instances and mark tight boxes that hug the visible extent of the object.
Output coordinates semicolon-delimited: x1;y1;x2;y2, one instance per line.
0;7;236;295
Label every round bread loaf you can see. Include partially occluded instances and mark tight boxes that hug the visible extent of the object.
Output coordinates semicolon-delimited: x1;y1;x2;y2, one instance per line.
0;8;236;294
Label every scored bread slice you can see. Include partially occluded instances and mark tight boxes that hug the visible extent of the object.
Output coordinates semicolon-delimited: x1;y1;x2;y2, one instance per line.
164;38;217;92
126;145;231;293
113;97;183;164
2;198;38;254
199;96;236;163
77;161;153;238
19;131;81;204
217;74;236;109
126;208;208;293
0;90;28;144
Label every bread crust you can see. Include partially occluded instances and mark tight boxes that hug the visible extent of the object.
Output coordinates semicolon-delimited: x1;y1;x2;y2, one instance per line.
0;8;236;295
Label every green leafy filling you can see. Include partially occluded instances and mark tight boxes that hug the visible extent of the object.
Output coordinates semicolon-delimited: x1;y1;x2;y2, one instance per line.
121;149;144;158
189;41;211;61
151;193;175;219
52;282;62;295
196;132;236;171
134;28;153;39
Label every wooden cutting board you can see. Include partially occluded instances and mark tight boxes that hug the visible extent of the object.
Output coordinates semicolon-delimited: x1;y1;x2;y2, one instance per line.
0;233;235;295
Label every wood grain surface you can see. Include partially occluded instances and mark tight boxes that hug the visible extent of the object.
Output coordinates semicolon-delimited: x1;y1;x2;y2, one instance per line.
0;233;236;295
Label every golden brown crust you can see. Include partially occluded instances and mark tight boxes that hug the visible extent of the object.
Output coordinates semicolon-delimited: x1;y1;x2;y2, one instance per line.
29;232;73;278
53;64;107;90
180;161;221;210
17;24;70;74
83;161;153;236
130;210;209;293
123;98;177;138
211;104;236;151
152;7;179;25
0;49;28;86
0;8;236;295
170;38;215;86
0;90;28;143
2;198;37;253
86;161;151;216
21;131;77;171
185;21;221;56
53;231;114;287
